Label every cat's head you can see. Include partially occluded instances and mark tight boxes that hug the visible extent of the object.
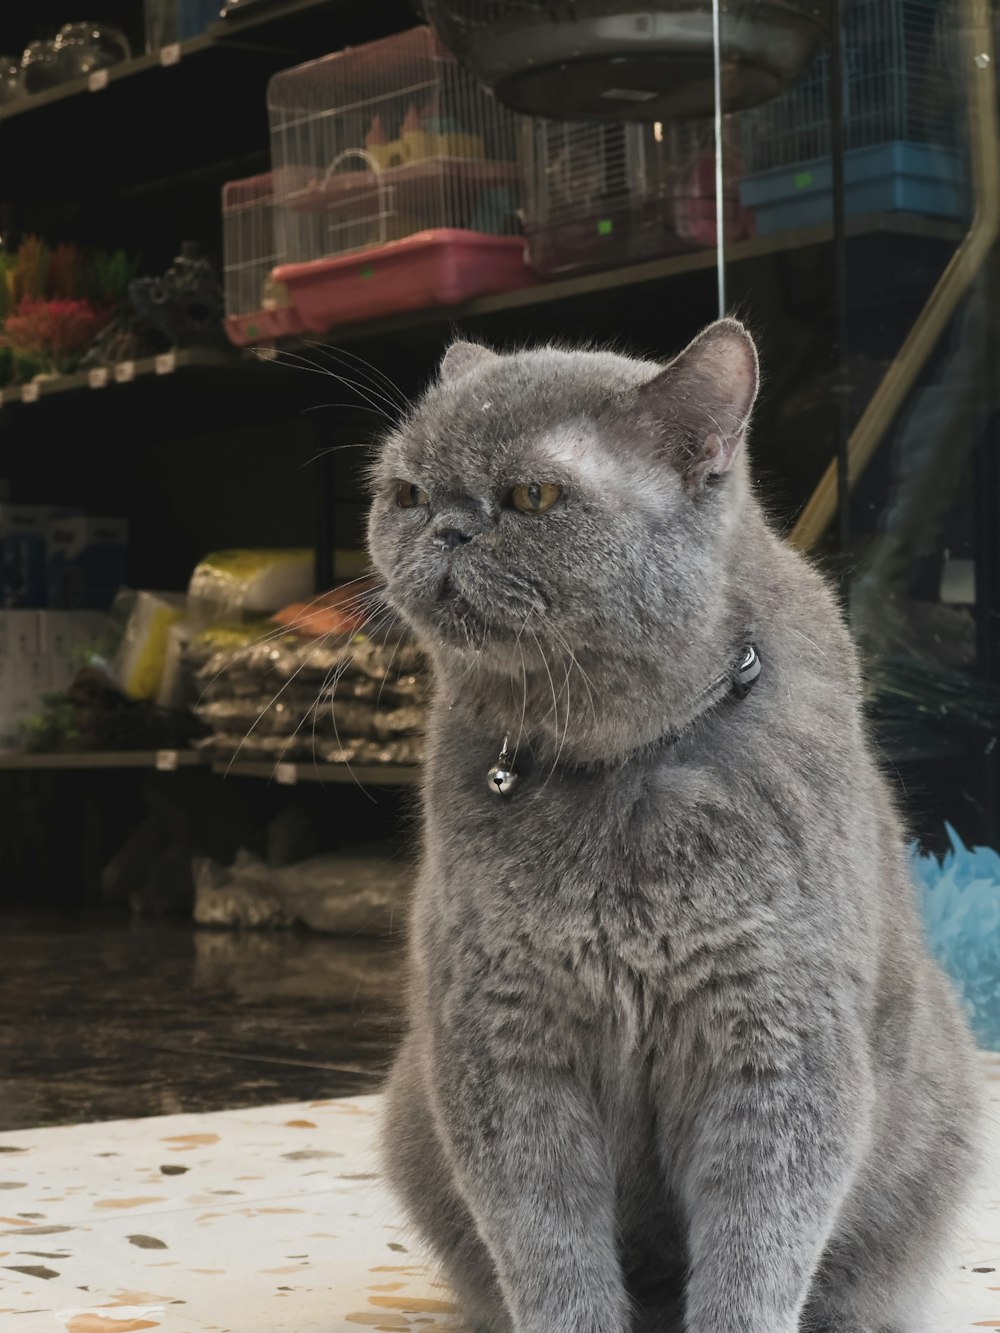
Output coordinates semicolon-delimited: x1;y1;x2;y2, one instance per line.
367;320;759;718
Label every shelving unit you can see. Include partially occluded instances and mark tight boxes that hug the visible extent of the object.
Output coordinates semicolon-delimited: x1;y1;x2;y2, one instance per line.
216;759;420;785
269;210;962;348
0;347;238;407
1;1;416;206
0;749;207;770
0;212;961;411
0;749;420;785
0;0;983;899
0;0;390;125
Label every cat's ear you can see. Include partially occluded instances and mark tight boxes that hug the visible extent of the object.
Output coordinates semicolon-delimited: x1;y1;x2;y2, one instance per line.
637;319;759;488
439;341;499;382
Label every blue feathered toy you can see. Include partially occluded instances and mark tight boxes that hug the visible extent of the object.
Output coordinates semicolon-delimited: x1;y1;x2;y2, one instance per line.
911;824;1000;1049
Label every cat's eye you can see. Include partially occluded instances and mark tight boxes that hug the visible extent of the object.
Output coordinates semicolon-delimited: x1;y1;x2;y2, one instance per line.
509;482;562;515
396;482;430;509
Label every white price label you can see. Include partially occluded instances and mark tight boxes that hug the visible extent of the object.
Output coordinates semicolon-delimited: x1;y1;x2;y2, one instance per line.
275;762;298;786
114;360;136;384
160;43;181;67
88;367;109;389
154;351;176;376
155;750;179;772
88;69;109;92
20;382;39;403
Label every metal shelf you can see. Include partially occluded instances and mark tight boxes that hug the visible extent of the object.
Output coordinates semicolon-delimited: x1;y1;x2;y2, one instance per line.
0;749;420;785
215;759;421;786
0;213;961;410
0;749;207;771
0;0;385;125
0;1;414;200
267;211;964;348
0;348;241;409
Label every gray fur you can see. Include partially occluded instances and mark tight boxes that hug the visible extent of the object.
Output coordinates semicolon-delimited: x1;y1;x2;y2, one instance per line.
367;321;978;1333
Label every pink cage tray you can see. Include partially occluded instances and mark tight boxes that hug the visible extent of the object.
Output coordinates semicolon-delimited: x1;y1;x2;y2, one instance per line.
272;229;535;333
224;305;307;347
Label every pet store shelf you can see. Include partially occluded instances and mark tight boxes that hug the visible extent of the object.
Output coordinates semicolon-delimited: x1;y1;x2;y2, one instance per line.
0;749;207;771
1;0;415;198
0;347;251;409
0;0;404;124
214;759;421;786
271;209;963;348
0;751;419;783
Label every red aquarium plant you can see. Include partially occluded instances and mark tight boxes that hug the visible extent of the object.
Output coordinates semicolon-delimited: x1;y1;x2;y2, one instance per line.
2;297;112;375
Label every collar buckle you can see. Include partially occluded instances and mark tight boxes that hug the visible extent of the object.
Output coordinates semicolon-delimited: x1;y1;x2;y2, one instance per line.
731;643;761;700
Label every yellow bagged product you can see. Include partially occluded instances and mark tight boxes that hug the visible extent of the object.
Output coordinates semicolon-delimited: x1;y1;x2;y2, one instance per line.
114;591;186;701
188;549;314;622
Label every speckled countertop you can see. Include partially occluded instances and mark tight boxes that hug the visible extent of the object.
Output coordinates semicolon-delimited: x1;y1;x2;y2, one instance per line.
0;1094;460;1332
1;1056;1000;1332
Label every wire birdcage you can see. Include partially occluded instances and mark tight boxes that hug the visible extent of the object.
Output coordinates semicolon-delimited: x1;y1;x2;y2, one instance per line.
520;118;753;278
740;0;961;172
738;0;966;232
267;27;534;332
269;26;522;261
221;173;305;346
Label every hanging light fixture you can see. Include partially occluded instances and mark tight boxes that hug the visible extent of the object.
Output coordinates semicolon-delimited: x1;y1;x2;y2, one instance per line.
419;0;832;121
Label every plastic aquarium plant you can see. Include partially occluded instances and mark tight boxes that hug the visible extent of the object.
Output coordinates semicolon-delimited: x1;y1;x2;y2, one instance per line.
1;297;112;375
911;823;1000;1050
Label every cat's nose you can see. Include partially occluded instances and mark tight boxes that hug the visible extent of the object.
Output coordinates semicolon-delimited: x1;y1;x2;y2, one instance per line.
434;527;472;551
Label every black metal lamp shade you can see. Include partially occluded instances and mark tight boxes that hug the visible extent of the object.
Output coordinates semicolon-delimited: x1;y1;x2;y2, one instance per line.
419;0;832;121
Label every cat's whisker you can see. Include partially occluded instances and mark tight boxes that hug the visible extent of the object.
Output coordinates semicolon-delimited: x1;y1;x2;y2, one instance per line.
227;634;331;775
300;339;411;414
251;346;398;423
193;581;383;706
302;443;378;473
549;625;599;722
534;642;574;796
528;625;560;772
273;659;336;775
299;338;410;408
510;611;532;766
299;405;389;422
375;626;405;714
278;344;404;420
304;600;397;794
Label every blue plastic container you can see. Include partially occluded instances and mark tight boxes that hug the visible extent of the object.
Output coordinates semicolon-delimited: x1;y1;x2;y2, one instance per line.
739;141;968;235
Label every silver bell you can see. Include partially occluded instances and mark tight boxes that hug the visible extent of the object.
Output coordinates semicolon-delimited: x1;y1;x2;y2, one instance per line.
488;764;518;796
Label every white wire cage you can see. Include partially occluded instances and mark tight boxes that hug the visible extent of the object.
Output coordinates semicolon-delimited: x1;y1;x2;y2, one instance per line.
221;173;303;346
268;26;524;265
520;117;753;278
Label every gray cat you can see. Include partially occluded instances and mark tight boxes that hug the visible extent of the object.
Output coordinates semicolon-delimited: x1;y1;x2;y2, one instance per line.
367;320;978;1333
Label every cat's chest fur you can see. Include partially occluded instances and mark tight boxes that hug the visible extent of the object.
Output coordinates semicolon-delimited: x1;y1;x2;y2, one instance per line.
421;714;786;1038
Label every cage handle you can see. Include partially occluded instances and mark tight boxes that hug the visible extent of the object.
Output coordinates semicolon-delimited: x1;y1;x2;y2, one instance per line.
324;148;393;248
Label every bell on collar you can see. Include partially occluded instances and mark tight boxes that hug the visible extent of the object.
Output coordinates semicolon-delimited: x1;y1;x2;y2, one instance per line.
732;644;761;699
487;735;518;796
488;763;518;796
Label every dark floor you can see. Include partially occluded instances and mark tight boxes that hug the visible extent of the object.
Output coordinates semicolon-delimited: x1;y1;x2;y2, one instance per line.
0;914;402;1131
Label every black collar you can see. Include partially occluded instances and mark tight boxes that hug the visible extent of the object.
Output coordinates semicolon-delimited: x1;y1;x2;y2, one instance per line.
659;640;761;749
698;642;761;706
487;643;761;796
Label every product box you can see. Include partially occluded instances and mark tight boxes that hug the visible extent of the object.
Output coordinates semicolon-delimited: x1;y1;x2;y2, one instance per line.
38;610;110;691
115;591;186;701
13;653;51;717
0;609;44;749
48;516;129;610
0;506;53;607
0;655;17;749
0;609;39;659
